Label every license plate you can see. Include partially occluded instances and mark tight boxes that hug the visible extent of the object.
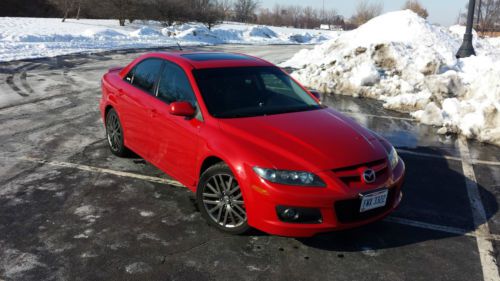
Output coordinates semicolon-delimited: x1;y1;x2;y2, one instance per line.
359;189;388;212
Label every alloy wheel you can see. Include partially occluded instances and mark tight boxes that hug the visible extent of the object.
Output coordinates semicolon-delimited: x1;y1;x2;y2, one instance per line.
106;113;122;151
202;174;246;228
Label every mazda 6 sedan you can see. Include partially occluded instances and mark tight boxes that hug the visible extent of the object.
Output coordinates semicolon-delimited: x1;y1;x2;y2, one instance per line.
99;51;405;237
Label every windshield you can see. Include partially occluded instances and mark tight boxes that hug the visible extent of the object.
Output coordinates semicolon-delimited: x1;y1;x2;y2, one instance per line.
193;66;321;118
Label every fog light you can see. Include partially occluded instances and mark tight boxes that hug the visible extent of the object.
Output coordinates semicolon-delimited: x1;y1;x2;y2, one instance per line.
282;208;299;220
276;206;322;224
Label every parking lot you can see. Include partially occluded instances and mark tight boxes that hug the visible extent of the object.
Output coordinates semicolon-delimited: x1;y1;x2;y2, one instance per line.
0;45;499;281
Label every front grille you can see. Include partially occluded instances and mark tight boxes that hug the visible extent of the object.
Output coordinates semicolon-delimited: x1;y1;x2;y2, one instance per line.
332;159;388;188
334;188;397;223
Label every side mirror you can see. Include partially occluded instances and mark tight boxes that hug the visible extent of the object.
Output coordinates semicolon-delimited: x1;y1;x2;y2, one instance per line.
169;101;195;117
309;89;321;100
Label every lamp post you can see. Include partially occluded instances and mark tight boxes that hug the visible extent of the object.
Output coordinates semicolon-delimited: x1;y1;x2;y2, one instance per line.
456;0;476;58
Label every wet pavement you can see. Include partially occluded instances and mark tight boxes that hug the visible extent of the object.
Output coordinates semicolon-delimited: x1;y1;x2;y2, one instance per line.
0;45;499;281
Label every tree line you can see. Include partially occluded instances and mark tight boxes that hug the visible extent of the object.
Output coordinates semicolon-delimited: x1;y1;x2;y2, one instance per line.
0;0;442;31
461;0;500;33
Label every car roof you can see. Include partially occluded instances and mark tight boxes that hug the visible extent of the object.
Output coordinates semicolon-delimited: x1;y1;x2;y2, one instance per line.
142;51;275;69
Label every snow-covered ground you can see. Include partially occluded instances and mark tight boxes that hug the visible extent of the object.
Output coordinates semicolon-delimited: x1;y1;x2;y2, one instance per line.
0;17;337;61
283;10;500;147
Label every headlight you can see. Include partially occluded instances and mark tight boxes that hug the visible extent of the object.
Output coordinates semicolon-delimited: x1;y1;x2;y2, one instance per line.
388;146;399;170
253;167;326;187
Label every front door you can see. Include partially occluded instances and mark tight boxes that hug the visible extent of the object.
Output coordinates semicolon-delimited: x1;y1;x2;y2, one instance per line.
148;61;202;186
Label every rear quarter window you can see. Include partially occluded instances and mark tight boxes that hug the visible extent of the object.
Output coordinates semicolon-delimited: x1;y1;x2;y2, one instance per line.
129;58;163;93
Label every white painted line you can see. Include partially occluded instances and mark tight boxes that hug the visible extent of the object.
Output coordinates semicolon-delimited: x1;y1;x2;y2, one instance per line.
458;136;500;281
18;156;185;188
397;149;500;167
384;217;474;237
8;155;500;246
397;149;462;162
472;159;500;167
386;217;500;241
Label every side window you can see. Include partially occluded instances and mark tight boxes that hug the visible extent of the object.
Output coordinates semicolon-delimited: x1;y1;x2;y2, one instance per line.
157;62;196;105
131;59;163;93
124;67;135;83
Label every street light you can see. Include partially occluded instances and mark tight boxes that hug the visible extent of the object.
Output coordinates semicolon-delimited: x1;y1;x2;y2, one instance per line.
456;0;476;58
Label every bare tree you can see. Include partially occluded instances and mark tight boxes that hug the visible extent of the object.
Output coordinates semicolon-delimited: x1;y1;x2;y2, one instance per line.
188;0;225;29
106;0;138;26
323;8;343;26
75;0;81;19
233;0;258;23
301;6;318;29
402;0;429;19
218;0;234;20
351;0;383;26
288;5;302;27
152;0;186;26
49;0;75;22
460;0;500;33
255;4;343;29
1;0;59;17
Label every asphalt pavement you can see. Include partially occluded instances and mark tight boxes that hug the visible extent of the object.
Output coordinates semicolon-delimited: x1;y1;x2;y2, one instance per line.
0;45;499;281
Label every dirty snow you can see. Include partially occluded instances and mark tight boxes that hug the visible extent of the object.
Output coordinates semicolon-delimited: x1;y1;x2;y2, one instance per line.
139;210;155;217
125;262;152;274
283;10;500;146
0;17;336;61
0;249;45;279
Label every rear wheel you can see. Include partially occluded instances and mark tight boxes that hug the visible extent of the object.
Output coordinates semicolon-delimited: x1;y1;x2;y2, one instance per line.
197;163;249;234
105;108;130;157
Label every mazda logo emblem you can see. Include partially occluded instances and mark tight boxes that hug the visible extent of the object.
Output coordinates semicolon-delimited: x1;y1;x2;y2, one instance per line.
362;169;376;183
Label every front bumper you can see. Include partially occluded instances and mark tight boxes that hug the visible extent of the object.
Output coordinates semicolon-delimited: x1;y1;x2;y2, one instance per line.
241;159;405;237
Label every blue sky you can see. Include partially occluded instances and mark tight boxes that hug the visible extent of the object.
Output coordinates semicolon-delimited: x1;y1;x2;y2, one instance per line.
260;0;470;26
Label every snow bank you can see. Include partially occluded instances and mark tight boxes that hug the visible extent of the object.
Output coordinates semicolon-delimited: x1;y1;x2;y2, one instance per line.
0;17;336;61
283;10;500;146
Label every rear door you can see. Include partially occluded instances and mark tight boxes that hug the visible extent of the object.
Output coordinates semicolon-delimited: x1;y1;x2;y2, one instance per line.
118;58;163;158
148;60;202;185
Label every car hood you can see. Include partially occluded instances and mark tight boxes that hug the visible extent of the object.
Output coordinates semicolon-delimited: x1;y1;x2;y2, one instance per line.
218;108;388;171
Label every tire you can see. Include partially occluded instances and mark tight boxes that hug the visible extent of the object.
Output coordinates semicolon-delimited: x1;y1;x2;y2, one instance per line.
105;108;130;157
197;163;250;234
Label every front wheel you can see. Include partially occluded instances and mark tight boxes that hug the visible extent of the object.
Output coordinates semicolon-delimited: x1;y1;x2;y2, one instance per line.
197;163;249;234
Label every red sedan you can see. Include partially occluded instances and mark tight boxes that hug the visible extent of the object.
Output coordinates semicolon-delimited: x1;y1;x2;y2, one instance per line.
99;51;405;237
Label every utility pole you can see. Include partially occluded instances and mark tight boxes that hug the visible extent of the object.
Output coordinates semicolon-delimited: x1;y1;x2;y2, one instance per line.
322;0;325;22
456;0;477;58
476;0;482;28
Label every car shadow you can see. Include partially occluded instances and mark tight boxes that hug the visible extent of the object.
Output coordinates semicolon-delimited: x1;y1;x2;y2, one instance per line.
296;146;497;251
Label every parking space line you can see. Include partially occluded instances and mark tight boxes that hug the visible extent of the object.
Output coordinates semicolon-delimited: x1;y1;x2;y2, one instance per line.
458;137;500;281
397;149;462;162
8;155;500;244
397;149;500;167
384;217;474;237
385;217;500;242
17;156;185;188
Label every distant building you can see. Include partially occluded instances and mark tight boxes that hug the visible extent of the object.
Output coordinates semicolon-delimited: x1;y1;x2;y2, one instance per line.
319;24;343;31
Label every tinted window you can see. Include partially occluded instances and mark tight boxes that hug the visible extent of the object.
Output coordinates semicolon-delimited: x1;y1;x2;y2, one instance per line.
157;61;196;105
124;67;134;83
131;59;163;93
193;66;320;118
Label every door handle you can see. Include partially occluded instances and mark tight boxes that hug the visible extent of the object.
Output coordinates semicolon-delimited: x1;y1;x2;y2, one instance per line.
149;108;158;118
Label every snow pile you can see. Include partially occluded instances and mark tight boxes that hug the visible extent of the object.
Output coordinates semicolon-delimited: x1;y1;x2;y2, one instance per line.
163;22;332;44
245;26;278;38
283;10;500;146
129;26;162;37
0;17;336;61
